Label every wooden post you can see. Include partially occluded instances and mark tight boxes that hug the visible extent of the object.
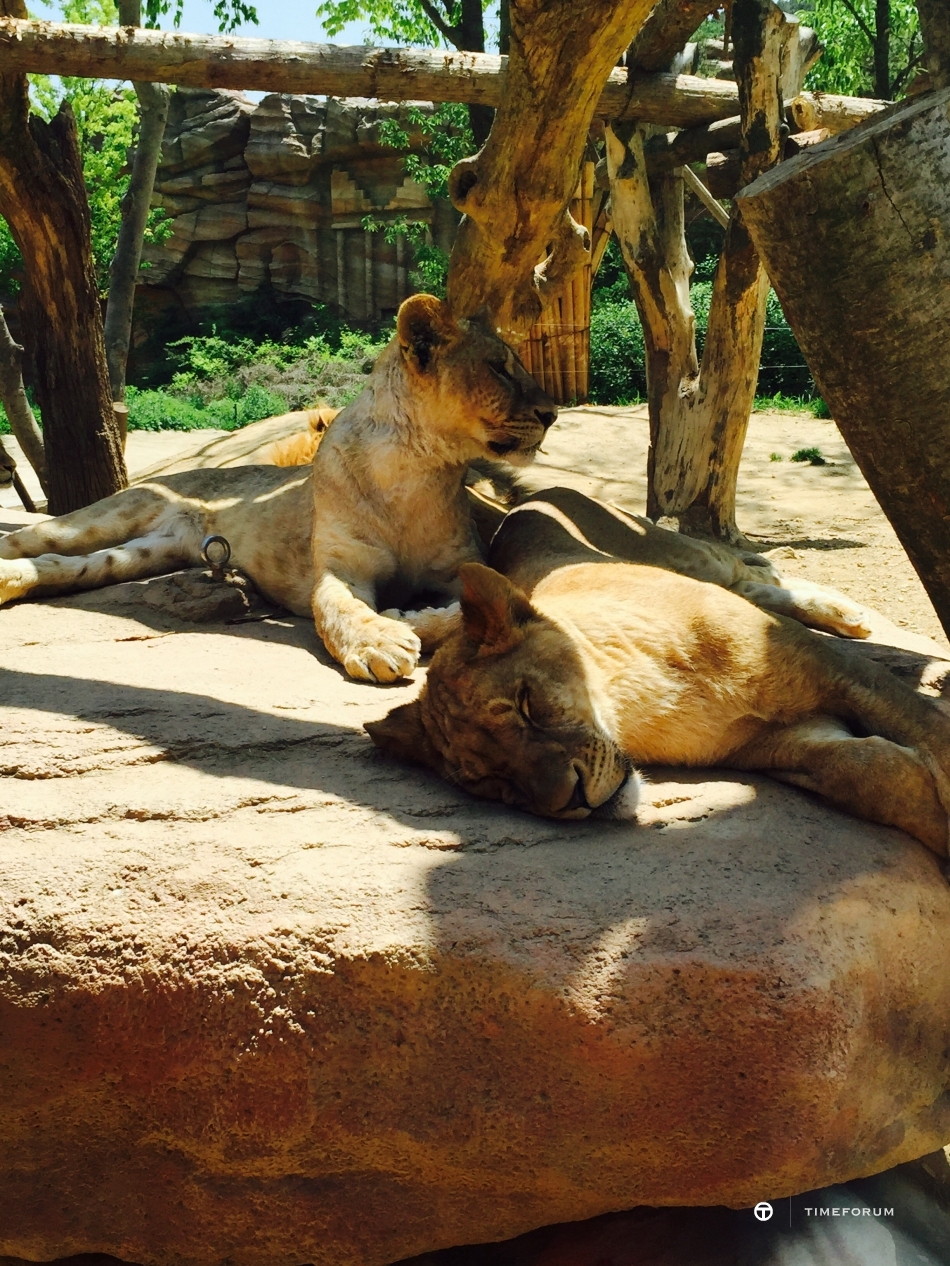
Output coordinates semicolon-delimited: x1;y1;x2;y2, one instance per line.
737;87;950;637
521;163;595;403
610;0;788;538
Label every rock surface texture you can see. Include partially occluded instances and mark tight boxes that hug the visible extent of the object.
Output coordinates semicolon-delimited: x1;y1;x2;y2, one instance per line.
135;88;457;347
1;521;950;1266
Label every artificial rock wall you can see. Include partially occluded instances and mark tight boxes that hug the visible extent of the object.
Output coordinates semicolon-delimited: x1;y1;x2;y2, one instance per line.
135;88;458;342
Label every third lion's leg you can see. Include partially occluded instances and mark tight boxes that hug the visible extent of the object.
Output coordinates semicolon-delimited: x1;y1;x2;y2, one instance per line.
0;530;196;607
729;716;949;855
0;486;176;560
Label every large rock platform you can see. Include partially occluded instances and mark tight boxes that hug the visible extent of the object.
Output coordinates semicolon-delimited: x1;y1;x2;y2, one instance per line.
2;528;950;1266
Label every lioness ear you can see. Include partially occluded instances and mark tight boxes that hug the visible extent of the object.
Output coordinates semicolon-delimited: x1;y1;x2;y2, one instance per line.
365;698;446;775
396;294;457;372
459;562;536;657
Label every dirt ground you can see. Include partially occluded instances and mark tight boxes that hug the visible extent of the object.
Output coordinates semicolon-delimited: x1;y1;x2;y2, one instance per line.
2;404;945;649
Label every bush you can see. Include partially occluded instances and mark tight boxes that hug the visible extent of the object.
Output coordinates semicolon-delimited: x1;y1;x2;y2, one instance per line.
588;302;646;405
587;272;814;405
125;383;290;432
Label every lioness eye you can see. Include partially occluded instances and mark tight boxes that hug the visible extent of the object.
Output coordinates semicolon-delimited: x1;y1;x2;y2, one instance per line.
516;683;533;723
489;358;513;381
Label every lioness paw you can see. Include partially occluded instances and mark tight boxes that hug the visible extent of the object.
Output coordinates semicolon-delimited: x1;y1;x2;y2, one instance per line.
342;618;421;682
0;560;31;607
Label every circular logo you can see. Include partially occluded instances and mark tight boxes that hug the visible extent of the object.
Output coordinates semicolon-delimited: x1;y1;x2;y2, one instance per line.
754;1202;774;1222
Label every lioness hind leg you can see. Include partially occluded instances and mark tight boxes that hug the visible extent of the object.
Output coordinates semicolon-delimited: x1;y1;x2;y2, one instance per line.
0;530;195;607
0;486;175;561
731;577;872;639
730;716;948;855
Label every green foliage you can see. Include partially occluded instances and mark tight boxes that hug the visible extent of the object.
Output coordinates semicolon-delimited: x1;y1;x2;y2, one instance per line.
589;274;815;405
315;0;492;49
0;0;250;295
791;446;827;465
770;452;783;460
141;0;258;33
362;103;473;298
588;302;646;406
122;317;391;430
799;0;921;97
125;382;288;431
591;237;629;307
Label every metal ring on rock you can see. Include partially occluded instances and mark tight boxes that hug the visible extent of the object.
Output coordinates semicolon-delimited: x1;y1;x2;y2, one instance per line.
200;534;232;577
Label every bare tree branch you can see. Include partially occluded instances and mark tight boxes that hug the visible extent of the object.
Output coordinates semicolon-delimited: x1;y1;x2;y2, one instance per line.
835;0;876;48
417;0;459;47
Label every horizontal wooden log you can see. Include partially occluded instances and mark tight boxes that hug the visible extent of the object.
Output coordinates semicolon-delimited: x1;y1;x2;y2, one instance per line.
0;17;746;125
789;90;888;133
645;114;742;172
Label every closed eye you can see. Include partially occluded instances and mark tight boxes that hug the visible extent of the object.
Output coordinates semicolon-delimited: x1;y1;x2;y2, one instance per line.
489;358;514;383
516;682;534;725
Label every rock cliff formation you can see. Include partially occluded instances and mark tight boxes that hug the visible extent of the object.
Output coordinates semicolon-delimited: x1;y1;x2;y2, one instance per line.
135;88;458;345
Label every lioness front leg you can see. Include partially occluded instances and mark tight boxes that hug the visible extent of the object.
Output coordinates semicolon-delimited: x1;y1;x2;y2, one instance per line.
729;716;949;855
312;570;422;682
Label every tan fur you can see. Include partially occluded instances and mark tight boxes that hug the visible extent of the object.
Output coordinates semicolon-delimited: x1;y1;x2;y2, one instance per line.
306;294;557;681
368;488;950;856
263;407;340;467
0;297;557;681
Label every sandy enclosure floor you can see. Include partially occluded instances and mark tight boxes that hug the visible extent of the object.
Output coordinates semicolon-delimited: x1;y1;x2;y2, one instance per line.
2;405;944;650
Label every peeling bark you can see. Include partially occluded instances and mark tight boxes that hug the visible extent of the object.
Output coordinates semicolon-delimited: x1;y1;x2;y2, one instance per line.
445;0;658;339
0;0;127;514
609;0;787;541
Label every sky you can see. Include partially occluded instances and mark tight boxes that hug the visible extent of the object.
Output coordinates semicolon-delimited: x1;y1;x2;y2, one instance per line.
30;0;376;44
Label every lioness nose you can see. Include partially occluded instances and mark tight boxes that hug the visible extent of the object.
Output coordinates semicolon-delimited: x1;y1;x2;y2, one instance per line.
564;767;590;812
535;408;556;430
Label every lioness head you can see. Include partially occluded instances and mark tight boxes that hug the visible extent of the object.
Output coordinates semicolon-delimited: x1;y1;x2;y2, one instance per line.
394;294;557;465
366;562;640;820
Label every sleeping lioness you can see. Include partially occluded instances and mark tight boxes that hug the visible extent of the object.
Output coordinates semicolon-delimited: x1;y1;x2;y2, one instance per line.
0;295;555;681
368;488;950;855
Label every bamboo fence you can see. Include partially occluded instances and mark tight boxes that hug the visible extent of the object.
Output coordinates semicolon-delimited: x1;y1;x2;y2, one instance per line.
521;162;611;404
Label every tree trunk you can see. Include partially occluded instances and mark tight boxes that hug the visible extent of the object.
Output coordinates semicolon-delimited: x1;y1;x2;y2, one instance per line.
625;0;724;71
0;304;46;491
445;0;658;339
103;0;169;403
874;0;891;99
456;0;492;147
609;0;786;540
737;86;950;637
917;0;950;88
0;0;127;515
0;15;745;127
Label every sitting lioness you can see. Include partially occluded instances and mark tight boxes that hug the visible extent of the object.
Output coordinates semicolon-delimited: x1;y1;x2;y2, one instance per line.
0;295;556;681
368;488;950;855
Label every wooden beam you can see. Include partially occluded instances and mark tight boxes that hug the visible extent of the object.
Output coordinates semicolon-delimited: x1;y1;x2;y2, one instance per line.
0;17;744;125
679;163;730;228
